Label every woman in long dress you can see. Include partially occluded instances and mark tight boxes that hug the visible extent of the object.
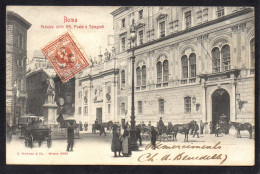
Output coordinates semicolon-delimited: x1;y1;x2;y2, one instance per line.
111;126;121;157
121;126;131;157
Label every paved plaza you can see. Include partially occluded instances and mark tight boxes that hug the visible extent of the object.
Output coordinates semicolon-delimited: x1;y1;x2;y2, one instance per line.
6;127;254;165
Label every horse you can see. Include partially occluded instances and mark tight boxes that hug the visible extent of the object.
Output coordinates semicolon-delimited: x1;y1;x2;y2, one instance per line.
102;121;114;131
230;122;253;139
172;121;195;142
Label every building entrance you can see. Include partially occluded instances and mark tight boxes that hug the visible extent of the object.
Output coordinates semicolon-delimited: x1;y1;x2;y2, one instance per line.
96;108;102;123
212;89;230;133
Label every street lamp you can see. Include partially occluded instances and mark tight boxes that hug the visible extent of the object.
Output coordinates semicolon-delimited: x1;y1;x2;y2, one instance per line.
128;22;138;151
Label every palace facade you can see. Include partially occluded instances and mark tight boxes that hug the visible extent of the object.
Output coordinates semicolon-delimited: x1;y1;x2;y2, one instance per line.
75;7;255;131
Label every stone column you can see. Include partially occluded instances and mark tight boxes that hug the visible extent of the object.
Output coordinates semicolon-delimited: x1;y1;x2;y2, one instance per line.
230;74;237;121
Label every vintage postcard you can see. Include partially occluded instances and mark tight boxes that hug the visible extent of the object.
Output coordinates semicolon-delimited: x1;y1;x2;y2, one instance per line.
6;6;255;165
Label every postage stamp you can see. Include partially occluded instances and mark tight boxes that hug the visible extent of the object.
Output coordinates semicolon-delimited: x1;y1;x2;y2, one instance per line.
42;31;90;83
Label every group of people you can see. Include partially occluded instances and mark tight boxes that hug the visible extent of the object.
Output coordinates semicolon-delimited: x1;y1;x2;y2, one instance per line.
79;121;88;131
111;125;132;157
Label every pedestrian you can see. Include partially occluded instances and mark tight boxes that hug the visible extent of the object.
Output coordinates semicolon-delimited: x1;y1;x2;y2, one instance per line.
136;126;142;146
121;126;131;157
190;120;195;135
100;124;107;136
200;120;204;134
148;121;151;128
193;121;200;138
151;126;157;150
215;123;220;137
209;121;213;134
158;117;165;134
111;127;121;157
67;122;74;152
79;121;83;131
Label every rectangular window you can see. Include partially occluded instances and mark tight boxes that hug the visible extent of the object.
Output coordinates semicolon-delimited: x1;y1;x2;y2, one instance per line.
159;99;164;114
108;104;111;113
121;37;125;52
121;103;126;115
184;97;191;113
203;8;208;22
78;91;82;98
79;81;82;86
217;7;225;17
138;101;142;114
84;106;88;115
197;10;202;24
17;59;22;67
159;21;165;38
185;11;191;29
18;34;22;48
139;10;143;20
139;30;143;45
78;107;81;114
121;18;125;28
174;20;179;32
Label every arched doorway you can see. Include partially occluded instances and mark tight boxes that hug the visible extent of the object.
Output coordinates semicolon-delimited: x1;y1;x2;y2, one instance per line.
211;89;230;133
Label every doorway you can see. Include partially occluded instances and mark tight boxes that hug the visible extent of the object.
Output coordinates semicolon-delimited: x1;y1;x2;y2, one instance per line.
96;108;102;123
212;89;230;133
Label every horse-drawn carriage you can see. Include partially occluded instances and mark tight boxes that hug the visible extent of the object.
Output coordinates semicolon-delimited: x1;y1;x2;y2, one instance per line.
140;121;196;142
24;122;52;148
217;115;231;134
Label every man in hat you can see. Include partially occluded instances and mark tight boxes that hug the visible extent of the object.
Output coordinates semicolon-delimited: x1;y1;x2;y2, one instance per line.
67;122;74;151
151;126;157;149
158;117;164;134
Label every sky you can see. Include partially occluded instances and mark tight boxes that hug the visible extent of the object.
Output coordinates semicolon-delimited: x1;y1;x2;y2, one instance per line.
7;6;118;60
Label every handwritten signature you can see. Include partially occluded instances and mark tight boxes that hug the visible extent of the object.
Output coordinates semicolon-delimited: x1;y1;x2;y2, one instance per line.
138;152;228;164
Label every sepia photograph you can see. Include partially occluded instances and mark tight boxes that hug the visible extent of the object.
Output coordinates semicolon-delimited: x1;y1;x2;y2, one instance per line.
6;6;255;165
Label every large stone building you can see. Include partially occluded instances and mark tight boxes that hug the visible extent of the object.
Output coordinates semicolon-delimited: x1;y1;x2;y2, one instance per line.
26;50;75;117
75;7;255;131
6;11;31;125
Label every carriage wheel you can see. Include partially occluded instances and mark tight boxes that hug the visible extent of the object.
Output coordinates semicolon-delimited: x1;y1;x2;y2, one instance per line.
167;134;174;141
29;135;33;148
25;137;29;147
161;133;168;141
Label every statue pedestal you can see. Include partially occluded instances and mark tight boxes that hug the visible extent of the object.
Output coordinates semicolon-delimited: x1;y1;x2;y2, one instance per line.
43;102;58;125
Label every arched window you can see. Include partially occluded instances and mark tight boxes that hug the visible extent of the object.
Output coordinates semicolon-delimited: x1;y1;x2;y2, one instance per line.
158;99;164;114
250;38;255;69
163;60;169;81
121;70;125;87
121;102;126;115
189;53;196;77
221;45;230;71
157;55;168;84
184;97;191;113
136;67;141;86
141;65;146;86
181;55;188;78
157;61;162;83
212;47;220;73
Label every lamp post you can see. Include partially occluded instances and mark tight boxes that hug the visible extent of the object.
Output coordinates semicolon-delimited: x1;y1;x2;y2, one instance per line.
129;22;138;151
